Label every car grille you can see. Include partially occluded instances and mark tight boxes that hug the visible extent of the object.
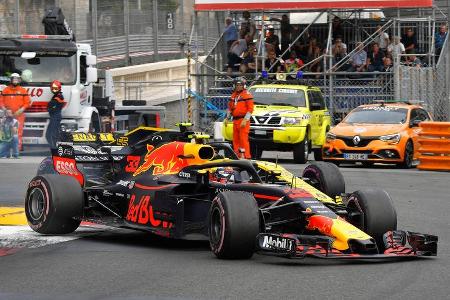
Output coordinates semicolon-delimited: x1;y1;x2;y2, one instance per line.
251;116;282;126
337;135;379;147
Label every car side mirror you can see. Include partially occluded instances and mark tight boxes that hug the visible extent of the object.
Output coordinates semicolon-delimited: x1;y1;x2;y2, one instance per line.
410;119;421;127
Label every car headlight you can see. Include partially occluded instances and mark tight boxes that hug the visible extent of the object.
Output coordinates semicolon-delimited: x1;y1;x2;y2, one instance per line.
283;117;301;125
326;132;336;142
379;133;401;144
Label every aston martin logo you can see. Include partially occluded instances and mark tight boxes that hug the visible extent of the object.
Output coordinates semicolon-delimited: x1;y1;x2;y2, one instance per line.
353;135;361;145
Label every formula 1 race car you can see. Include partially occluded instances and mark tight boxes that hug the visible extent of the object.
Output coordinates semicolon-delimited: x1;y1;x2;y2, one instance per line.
25;125;438;260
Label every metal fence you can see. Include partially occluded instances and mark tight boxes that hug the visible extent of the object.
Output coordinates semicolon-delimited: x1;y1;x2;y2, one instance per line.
0;0;221;67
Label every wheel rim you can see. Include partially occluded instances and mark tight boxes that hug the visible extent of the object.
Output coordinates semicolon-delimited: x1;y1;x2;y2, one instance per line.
405;142;413;167
28;188;45;221
210;206;222;245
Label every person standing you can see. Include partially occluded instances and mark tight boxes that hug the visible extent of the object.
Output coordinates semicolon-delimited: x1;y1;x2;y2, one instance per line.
0;73;30;151
224;17;238;53
0;109;19;158
46;80;65;149
240;11;256;40
435;24;448;59
225;77;254;159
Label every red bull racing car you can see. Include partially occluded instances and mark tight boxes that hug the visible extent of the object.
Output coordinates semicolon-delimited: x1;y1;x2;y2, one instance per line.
25;126;438;260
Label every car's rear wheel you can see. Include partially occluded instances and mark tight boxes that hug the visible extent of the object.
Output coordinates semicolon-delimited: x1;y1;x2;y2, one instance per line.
346;189;397;251
208;191;260;259
399;140;414;169
293;136;310;164
25;175;83;234
302;162;345;199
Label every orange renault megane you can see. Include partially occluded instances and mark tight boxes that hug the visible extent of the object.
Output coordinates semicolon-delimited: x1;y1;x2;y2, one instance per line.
322;102;432;168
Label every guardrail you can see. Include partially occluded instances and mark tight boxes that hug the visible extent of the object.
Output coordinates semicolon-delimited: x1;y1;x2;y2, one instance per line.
417;122;450;171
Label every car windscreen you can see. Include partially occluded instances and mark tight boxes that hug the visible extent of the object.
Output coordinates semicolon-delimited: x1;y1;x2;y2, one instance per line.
249;87;306;107
344;107;408;124
0;54;76;86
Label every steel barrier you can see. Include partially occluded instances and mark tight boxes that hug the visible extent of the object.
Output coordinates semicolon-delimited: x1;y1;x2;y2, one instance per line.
417;122;450;171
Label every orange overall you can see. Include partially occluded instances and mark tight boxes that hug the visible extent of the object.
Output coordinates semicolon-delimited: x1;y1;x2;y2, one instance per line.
0;85;31;150
228;89;254;159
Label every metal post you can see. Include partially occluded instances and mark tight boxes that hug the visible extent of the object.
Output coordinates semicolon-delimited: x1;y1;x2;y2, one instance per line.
152;0;159;61
92;0;98;56
328;12;334;120
124;0;130;66
15;0;19;34
205;11;210;54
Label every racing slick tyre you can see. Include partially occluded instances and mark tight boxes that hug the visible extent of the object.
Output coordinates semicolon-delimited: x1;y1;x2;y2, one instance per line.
293;138;310;164
250;143;263;160
208;191;260;259
25;175;83;234
399;140;414;169
346;189;397;251
302;162;345;199
313;148;323;161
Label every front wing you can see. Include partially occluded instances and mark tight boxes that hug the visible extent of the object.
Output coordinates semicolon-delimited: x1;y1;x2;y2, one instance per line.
256;231;437;259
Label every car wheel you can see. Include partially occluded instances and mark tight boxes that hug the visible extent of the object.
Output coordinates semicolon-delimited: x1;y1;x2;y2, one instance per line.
25;175;83;234
293;137;310;164
346;189;397;251
313;148;323;161
302;162;345;199
399;140;414;169
208;191;260;259
250;143;262;160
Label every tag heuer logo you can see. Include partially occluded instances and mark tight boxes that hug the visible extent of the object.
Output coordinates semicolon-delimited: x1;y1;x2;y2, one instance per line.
353;135;361;145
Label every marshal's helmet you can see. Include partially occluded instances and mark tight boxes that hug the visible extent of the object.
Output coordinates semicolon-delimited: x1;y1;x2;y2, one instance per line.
233;77;246;90
50;80;62;94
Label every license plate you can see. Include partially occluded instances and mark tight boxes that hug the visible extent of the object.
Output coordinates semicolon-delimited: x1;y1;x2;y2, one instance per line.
344;153;368;160
254;130;266;135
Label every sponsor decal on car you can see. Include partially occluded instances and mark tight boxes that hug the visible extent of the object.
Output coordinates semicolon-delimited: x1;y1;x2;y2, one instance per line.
257;234;296;254
125;156;141;173
57;145;74;158
72;133;97;142
125;194;173;228
52;156;84;185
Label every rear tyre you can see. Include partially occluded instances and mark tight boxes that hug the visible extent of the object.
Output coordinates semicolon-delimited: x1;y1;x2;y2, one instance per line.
208;191;260;259
250;143;263;160
25;175;83;234
346;189;397;251
302;162;345;199
313;148;323;161
293;138;310;164
399;140;414;169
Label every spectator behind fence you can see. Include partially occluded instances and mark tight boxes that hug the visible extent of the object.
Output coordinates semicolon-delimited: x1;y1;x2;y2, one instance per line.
265;51;282;76
284;51;304;76
270;14;293;57
224;17;238;52
435;24;448;58
347;42;367;72
332;16;344;39
405;53;422;68
382;57;393;72
265;27;281;57
307;46;323;78
387;36;406;61
240;11;256;39
367;43;385;72
374;25;389;51
227;34;252;75
0;109;19;159
332;36;347;64
239;43;257;74
402;28;417;54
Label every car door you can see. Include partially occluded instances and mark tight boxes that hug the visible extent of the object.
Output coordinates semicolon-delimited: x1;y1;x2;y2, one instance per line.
409;108;431;153
308;90;326;143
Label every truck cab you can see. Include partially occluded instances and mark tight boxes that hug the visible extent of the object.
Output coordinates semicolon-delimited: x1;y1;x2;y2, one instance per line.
0;35;98;145
223;84;331;163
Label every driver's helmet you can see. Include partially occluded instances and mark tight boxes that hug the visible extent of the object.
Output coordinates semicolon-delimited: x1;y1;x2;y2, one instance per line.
10;73;21;86
21;69;32;82
209;167;235;183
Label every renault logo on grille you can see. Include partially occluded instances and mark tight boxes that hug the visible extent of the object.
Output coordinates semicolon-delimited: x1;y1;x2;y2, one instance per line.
353;135;361;145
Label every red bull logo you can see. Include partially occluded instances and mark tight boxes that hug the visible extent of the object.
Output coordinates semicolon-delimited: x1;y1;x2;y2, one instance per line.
133;142;213;177
306;215;335;235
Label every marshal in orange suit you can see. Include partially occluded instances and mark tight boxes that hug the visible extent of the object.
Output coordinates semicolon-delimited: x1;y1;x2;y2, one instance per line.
0;73;31;150
226;77;254;159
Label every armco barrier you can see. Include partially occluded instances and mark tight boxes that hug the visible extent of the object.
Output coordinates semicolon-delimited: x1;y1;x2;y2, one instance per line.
417;122;450;171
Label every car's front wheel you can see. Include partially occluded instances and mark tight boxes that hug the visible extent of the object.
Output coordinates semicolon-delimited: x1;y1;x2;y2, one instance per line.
25;175;83;234
208;191;260;259
293;138;310;164
302;162;345;199
399;140;414;169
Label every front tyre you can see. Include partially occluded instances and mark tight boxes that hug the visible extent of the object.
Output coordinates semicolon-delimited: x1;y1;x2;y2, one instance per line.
208;191;260;259
302;162;345;199
25;175;83;234
399;140;414;169
313;148;323;161
293;138;310;164
346;189;397;250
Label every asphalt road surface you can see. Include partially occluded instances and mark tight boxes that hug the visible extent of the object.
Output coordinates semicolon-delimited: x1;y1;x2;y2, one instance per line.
1;154;449;300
